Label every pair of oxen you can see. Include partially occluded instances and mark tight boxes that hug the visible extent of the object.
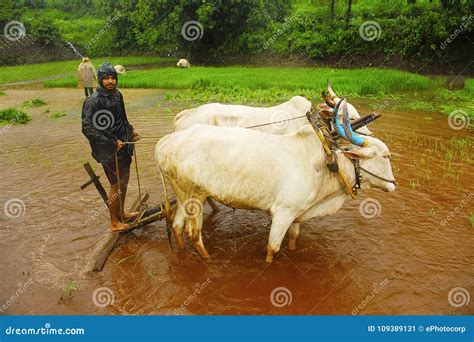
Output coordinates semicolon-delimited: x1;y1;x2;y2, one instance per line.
156;83;396;263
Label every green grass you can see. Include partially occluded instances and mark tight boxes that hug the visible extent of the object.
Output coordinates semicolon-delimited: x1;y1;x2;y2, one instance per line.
22;97;46;108
51;111;67;119
0;91;5;96
393;86;474;118
45;66;430;98
0;57;173;85
470;212;474;228
0;108;31;125
45;66;474;114
25;62;474;116
58;280;81;304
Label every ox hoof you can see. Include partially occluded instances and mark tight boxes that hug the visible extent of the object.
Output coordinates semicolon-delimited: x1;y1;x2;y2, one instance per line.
266;254;273;263
196;246;210;259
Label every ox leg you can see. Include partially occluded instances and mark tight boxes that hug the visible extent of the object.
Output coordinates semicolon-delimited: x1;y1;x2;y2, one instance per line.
184;197;210;259
288;223;300;251
207;197;220;212
172;201;186;249
266;214;295;263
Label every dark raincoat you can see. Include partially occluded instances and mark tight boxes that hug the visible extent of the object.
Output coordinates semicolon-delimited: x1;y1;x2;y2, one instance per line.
81;62;134;164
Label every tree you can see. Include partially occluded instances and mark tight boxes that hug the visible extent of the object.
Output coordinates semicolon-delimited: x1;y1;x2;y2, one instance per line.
346;0;352;22
330;0;335;20
29;17;61;46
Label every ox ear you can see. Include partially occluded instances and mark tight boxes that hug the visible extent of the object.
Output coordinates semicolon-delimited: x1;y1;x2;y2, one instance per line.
343;146;376;159
321;90;336;108
317;103;333;119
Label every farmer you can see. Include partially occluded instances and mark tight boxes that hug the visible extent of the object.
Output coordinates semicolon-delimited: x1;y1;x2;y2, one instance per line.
77;57;97;97
81;62;141;232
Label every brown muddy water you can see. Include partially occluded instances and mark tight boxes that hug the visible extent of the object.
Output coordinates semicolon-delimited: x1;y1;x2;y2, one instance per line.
0;87;472;315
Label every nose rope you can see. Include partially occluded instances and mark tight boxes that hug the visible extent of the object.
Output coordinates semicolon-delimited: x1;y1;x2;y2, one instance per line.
358;164;397;185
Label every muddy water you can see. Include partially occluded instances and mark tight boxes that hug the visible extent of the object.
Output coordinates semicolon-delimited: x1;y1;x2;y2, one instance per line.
0;87;472;315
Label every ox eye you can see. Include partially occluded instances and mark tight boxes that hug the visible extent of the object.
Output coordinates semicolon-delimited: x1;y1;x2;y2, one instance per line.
383;155;391;160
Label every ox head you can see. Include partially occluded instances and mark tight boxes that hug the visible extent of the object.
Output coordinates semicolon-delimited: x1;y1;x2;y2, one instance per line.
337;100;396;193
322;80;373;136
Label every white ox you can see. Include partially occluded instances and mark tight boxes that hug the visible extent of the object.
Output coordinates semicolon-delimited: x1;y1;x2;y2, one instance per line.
156;101;395;263
173;83;373;136
177;59;191;68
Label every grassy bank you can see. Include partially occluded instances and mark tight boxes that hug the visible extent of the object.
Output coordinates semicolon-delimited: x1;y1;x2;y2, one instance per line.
44;65;473;118
0;57;173;85
45;66;430;95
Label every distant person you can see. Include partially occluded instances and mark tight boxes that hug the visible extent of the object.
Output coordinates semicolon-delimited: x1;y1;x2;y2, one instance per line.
81;62;141;232
77;57;97;97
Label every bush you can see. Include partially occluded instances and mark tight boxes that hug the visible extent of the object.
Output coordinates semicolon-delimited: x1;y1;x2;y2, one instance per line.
28;17;61;46
0;108;30;124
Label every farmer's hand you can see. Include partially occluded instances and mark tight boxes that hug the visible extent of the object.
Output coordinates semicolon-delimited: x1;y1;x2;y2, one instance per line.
117;140;124;151
132;131;141;142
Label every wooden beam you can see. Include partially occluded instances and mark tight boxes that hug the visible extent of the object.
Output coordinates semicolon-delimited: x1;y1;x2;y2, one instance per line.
90;199;177;272
82;162;109;207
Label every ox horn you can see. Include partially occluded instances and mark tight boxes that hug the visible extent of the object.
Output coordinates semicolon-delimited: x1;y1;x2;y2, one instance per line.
327;79;337;99
321;90;336;108
332;99;368;147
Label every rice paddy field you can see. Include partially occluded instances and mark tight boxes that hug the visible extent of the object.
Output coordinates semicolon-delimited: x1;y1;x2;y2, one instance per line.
0;58;472;318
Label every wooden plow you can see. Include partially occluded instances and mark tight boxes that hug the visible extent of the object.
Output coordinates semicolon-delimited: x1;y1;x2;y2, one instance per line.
80;162;176;272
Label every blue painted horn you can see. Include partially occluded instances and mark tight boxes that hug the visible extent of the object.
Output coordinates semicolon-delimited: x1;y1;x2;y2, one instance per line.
332;99;368;147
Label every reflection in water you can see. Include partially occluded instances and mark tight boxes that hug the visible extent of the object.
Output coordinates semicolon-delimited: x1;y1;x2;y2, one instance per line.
0;89;472;315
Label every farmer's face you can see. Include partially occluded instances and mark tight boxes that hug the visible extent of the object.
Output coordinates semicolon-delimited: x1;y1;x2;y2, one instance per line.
102;75;117;90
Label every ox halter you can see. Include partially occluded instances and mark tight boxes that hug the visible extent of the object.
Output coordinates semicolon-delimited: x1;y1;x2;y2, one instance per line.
310;96;396;197
350;158;397;194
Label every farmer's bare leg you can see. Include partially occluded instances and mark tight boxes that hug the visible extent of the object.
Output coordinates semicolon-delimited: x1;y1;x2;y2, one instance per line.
109;181;129;232
118;169;139;221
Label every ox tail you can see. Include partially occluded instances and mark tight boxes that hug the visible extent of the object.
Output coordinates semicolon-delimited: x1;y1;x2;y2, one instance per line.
155;146;173;247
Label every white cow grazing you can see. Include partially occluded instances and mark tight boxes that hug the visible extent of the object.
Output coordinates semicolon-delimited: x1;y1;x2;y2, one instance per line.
177;59;191;68
114;65;126;74
156;101;395;262
174;91;372;135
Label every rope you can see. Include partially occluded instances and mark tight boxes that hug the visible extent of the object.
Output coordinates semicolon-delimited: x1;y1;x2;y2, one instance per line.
133;144;143;209
244;114;307;129
114;151;123;218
